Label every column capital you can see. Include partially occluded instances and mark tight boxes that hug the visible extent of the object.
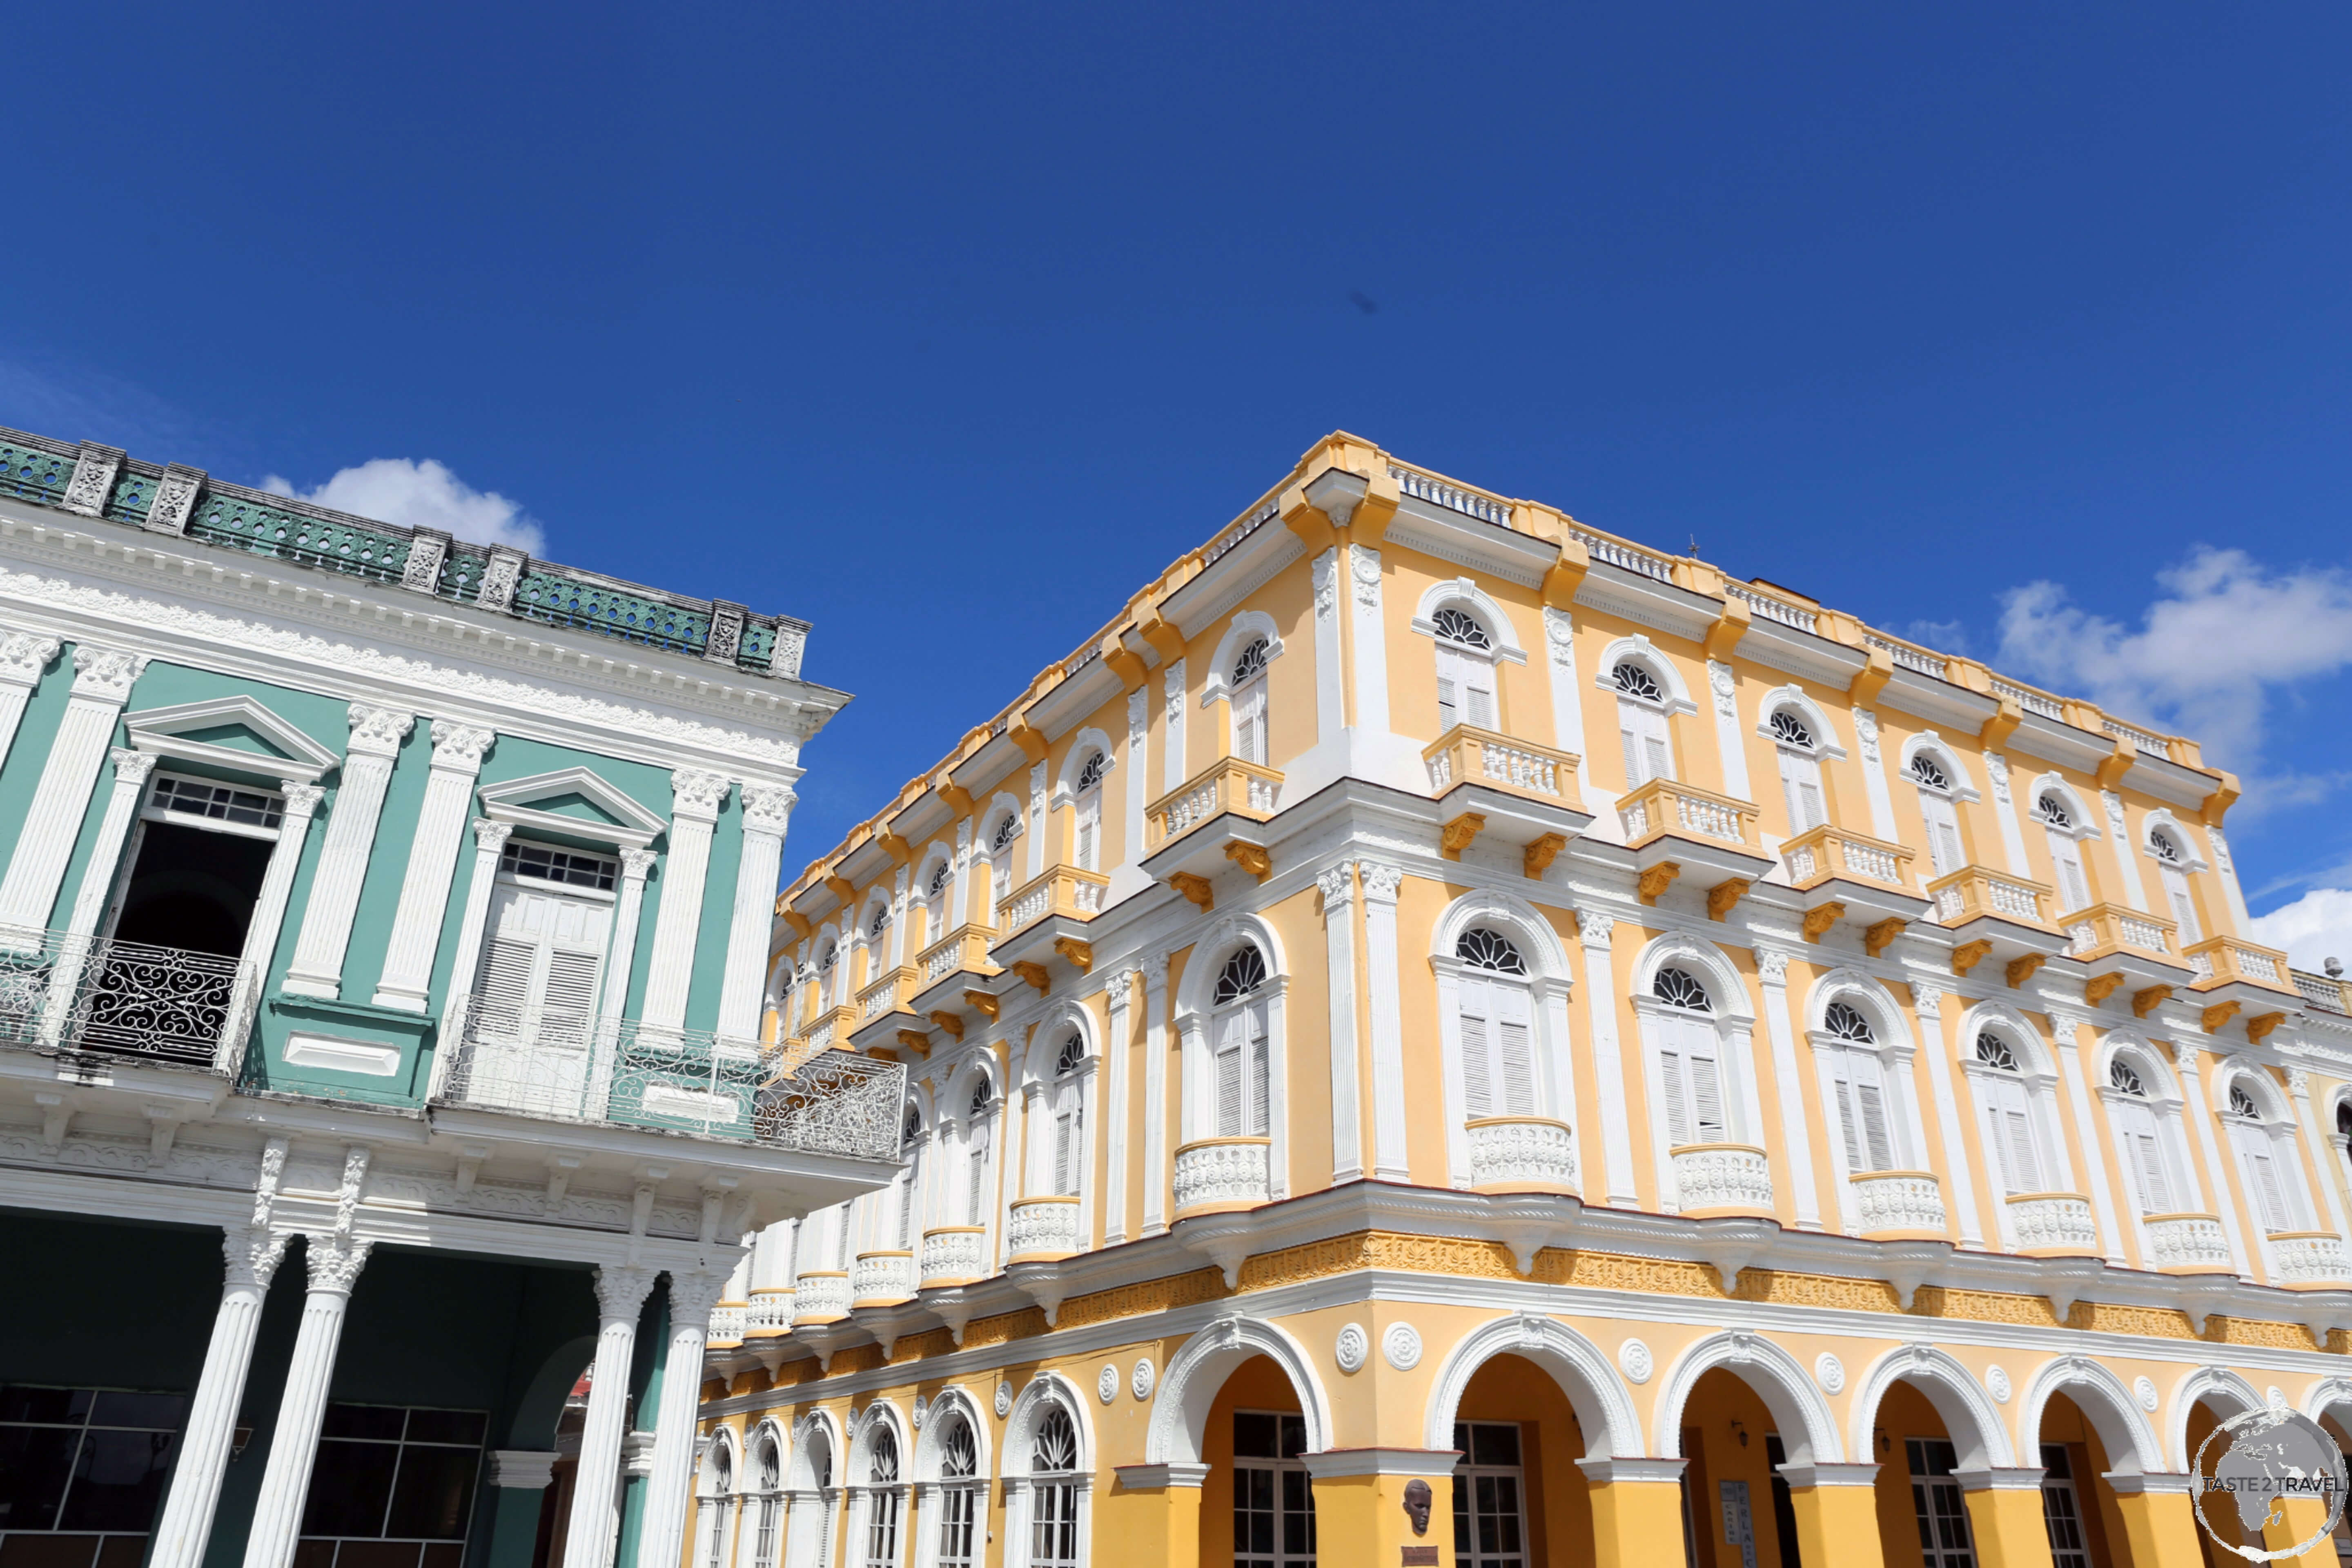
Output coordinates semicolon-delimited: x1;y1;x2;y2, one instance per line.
667;1268;731;1328
1909;979;1943;1017
472;818;514;854
487;1450;560;1490
739;783;797;837
109;747;158;786
1576;909;1617;950
1106;969;1135;1008
0;631;60;688
1300;1447;1460;1479
671;768;731;821
1358;861;1403;904
300;1235;372;1296
428;721;496;771
1316;861;1358;909
345;703;415;757
1754;945;1794;984
593;1262;659;1321
1574;1457;1687;1485
282;782;325;816
222;1225;291;1291
71;645;147;702
1114;1462;1210;1491
1954;1466;2047;1491
1143;952;1171;988
1774;1461;1880;1489
620;846;658;882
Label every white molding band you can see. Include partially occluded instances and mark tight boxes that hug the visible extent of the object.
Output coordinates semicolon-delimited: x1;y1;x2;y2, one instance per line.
1984;752;2031;876
1577;915;1639;1206
0;645;146;930
639;770;729;1032
371;722;493;1012
717;785;794;1038
281;704;414;998
433;820;514;1083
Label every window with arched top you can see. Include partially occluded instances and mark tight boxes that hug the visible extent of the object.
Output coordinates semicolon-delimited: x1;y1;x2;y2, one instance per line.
1049;1034;1086;1196
698;1445;735;1568
991;814;1020;854
1030;1407;1081;1568
1819;1001;1897;1176
1073;751;1107;872
1768;707;1826;832
2037;793;2093;913
2222;1078;2304;1237
1612;661;1673;785
1433;608;1498;733
2148;826;2203;943
964;1084;996;1227
988;813;1021;909
869;902;891;940
817;942;842;1011
895;1107;925;1249
1651;967;1723;1149
2105;1056;2181;1219
1454;929;1534;1120
1212;948;1272;1137
859;1425;902;1568
1231;638;1272;764
924;859;953;940
936;1415;981;1568
1908;753;1966;877
748;1440;783;1568
1972;1031;2051;1198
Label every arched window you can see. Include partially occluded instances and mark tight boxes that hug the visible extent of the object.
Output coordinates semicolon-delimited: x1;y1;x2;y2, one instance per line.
1908;753;1966;877
990;814;1020;854
861;1425;901;1568
749;1439;783;1568
1454;929;1534;1119
926;859;953;939
1433;608;1497;733
1231;638;1272;764
698;1444;734;1568
1049;1034;1086;1196
2107;1058;2178;1216
1212;948;1271;1137
869;902;891;940
1652;967;1723;1148
989;814;1021;906
782;1425;835;1568
817;941;841;1010
964;1084;996;1226
1031;1407;1080;1568
936;1414;981;1568
1613;661;1673;786
2038;793;2093;912
1822;1003;1895;1175
1073;751;1106;873
896;1107;924;1248
1973;1032;2047;1197
1768;707;1826;832
2149;827;2203;942
2222;1078;2301;1236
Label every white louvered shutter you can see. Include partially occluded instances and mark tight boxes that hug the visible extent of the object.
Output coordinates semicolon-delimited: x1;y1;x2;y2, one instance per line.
1215;1009;1246;1136
967;1120;991;1225
2117;1100;2171;1213
2160;865;2201;943
1659;1044;1688;1148
1463;654;1496;729
1052;1080;1080;1196
898;1147;921;1247
1437;646;1461;732
1076;791;1100;873
1778;748;1825;832
1234;681;1267;764
1662;1013;1722;1147
1619;700;1673;786
1246;1000;1270;1137
2232;1123;2292;1232
1853;1055;1894;1172
2047;831;2091;913
1495;983;1534;1116
1922;791;1965;876
475;936;536;1039
1459;976;1493;1119
1986;1075;2040;1194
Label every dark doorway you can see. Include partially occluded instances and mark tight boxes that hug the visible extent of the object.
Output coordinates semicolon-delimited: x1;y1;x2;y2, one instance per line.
112;822;270;956
1764;1434;1802;1567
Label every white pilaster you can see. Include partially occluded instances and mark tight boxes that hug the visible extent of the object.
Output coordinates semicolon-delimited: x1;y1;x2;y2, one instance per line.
1162;660;1187;794
567;1265;657;1568
1577;912;1639;1205
0;630;60;774
1907;984;1980;1245
371;722;494;1011
1359;862;1410;1183
434;821;514;1068
1319;862;1363;1185
1541;609;1591;798
240;1231;372;1568
63;749;156;937
583;848;659;1117
1025;761;1048;882
1981;752;2030;875
1347;546;1390;731
1141;953;1171;1236
640;769;731;1032
1311;549;1344;741
718;785;795;1038
640;1270;730;1568
2203;826;2252;935
2101;793;2149;911
1124;687;1149;873
1851;708;1898;841
281;704;414;998
1755;949;1825;1228
1104;969;1134;1244
149;1227;291;1568
218;784;325;1071
2048;1011;2127;1265
1705;662;1751;801
0;646;146;931
2173;1046;2254;1277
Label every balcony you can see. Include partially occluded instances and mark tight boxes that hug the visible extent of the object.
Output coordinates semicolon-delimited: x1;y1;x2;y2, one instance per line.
2269;1231;2351;1288
0;924;256;1075
1005;1196;1082;1261
848;965;923;1051
791;1270;850;1325
919;1225;988;1287
2006;1192;2098;1255
437;1011;906;1159
1465;1116;1577;1193
2294;969;2351;1014
1143;757;1285;893
913;923;1000;1013
850;1250;916;1307
1851;1172;1947;1239
2062;903;2177;963
1670;1143;1773;1217
743;1290;795;1337
1423;728;1590;871
1173;1136;1272;1217
800;1004;856;1051
1780;824;1927;929
2143;1212;2231;1273
1927;865;2054;930
2183;935;2295;996
1617;780;1769;892
708;1302;747;1348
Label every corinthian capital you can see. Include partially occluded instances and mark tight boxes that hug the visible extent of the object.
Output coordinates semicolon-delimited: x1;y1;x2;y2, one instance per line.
346;703;416;757
739;783;797;837
430;721;496;770
671;768;731;821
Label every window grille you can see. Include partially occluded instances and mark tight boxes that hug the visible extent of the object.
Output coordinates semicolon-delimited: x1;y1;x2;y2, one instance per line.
1432;608;1492;649
1231;638;1270;688
2110;1061;2146;1096
1824;1002;1875;1042
1455;928;1528;975
1611;661;1663;701
1075;752;1105;792
2229;1083;2260;1119
151;774;285;830
2036;795;2073;830
1769;709;1815;748
1653;967;1711;1011
990;815;1019;853
1214;946;1268;1003
1908;755;1950;790
1976;1033;2020;1071
499;840;617;891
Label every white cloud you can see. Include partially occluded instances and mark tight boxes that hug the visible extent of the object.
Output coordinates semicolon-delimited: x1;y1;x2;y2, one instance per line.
2252;887;2352;977
1993;547;2352;776
262;458;545;555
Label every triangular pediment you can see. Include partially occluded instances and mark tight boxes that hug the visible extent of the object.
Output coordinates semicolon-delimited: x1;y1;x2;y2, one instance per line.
123;695;339;783
477;767;668;849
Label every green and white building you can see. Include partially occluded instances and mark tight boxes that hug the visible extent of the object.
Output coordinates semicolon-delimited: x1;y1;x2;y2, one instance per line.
0;429;904;1568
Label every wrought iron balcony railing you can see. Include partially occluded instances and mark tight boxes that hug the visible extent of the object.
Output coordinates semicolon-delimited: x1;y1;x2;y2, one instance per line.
438;1008;905;1159
0;924;255;1073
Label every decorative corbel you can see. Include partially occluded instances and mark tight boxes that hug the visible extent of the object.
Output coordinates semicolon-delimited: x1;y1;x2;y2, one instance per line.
1169;873;1214;911
1439;813;1486;861
2132;984;2172;1018
1224;842;1272;881
1978;700;2022;751
1707;879;1750;922
1951;939;1994;976
1702;595;1751;662
1524;833;1568;879
2201;1000;2242;1034
1864;918;1906;958
1051;938;1094;975
1638;862;1682;906
1802;902;1844;943
2085;972;2125;1007
2005;954;2046;988
964;989;999;1020
2246;1012;2285;1046
1011;961;1050;995
928;1010;965;1040
1848;647;1894;706
895;1029;932;1056
2095;739;2136;792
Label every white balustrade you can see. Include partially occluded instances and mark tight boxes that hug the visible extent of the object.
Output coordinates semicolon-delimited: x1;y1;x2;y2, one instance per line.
850;1251;915;1305
707;1303;747;1347
919;1226;987;1287
790;1271;849;1325
1991;679;2066;720
743;1290;795;1335
1173;1137;1272;1216
2007;1192;2097;1254
2143;1213;2231;1271
1724;583;1817;633
2270;1231;2351;1286
2119;916;2171;953
1571;527;1675;583
1671;1144;1773;1213
1852;1172;1947;1236
1006;1196;1082;1259
1466;1116;1577;1191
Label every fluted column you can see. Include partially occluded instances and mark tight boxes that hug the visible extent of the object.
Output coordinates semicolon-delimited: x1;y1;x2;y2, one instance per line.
1141;953;1172;1236
432;820;515;1081
640;771;730;1031
717;785;795;1039
586;849;657;1118
239;1233;372;1568
372;722;494;1011
1577;911;1639;1205
282;704;414;997
1756;947;1824;1230
566;1265;658;1568
149;1226;291;1568
1360;863;1410;1182
1319;863;1364;1185
0;646;145;930
0;630;60;774
638;1270;731;1568
1103;969;1135;1244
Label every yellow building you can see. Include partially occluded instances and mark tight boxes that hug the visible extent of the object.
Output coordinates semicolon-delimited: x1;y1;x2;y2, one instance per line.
693;434;2352;1568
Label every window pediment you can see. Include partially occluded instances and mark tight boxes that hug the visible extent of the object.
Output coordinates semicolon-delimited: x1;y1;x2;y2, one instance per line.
477;766;668;850
125;695;339;784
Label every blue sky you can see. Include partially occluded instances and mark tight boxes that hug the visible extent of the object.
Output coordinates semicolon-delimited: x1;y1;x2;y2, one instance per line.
7;4;2351;960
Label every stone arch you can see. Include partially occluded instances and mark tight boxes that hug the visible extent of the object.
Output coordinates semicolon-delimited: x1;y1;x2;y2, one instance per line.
2301;1375;2352;1434
787;1408;841;1491
2016;1355;2164;1477
1003;1371;1096;1477
1173;911;1290;1022
1021;997;1100;1087
1898;731;1981;800
1146;1313;1332;1466
1422;1311;1642;1461
744;1416;789;1492
698;1421;741;1491
913;1385;993;1484
846;1398;908;1483
1202;610;1286;708
1410;577;1529;664
1591;633;1698;715
2028;773;2101;839
2211;1058;2290;1121
1654;1330;1842;1466
1804;968;1919;1054
2091;1028;2182;1101
1847;1344;2015;1474
1630;931;1754;1022
1051;727;1117;808
2170;1365;2263;1470
1430;888;1572;981
1953;998;2057;1076
1753;682;1848;758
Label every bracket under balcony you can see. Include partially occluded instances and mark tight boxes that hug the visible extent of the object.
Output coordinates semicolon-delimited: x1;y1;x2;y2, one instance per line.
1421;726;1590;871
1142;756;1284;892
1777;825;1930;941
1615;779;1771;892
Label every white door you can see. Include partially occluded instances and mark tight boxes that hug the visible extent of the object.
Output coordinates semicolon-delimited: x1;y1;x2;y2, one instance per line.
1777;747;1825;831
2230;1121;2295;1233
1920;790;1965;876
466;881;611;1116
1833;1050;1895;1174
1214;1000;1270;1137
2158;863;2202;943
1233;679;1268;764
1051;1076;1083;1195
1657;1012;1725;1150
2045;829;2092;913
1457;974;1535;1120
1982;1072;2042;1196
1618;699;1673;785
1075;789;1101;873
1437;644;1497;733
2115;1099;2172;1214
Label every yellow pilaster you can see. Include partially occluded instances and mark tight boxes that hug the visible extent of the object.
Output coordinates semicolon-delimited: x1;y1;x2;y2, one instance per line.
1960;1479;2056;1568
2263;1494;2341;1566
1103;1466;1205;1568
1578;1459;1693;1568
1305;1452;1460;1568
2104;1479;2208;1568
1781;1470;1887;1568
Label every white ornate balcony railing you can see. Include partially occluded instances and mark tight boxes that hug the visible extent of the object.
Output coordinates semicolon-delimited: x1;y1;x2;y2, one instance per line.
0;924;256;1072
744;1290;795;1335
438;1010;905;1158
1570;526;1675;584
2143;1213;2231;1272
2102;716;2169;753
1389;463;1513;527
791;1271;850;1324
1671;1144;1773;1214
919;1226;987;1287
2294;970;2350;1013
1146;757;1283;848
1929;866;2049;924
2059;903;2176;960
1852;1172;1947;1236
1466;1116;1577;1192
2269;1231;2351;1286
1006;1196;1082;1259
1863;633;1945;676
1617;778;1758;849
2182;935;2291;990
851;1251;916;1306
919;924;999;987
1990;678;2065;721
2007;1192;2097;1253
707;1303;747;1347
1172;1136;1272;1216
996;866;1110;935
1781;824;1913;889
1724;582;1817;633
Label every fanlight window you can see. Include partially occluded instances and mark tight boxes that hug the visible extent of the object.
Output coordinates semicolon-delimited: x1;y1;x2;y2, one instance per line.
1653;967;1711;1011
2223;1079;2297;1233
757;1443;781;1491
1432;607;1492;648
1034;1406;1079;1472
902;1106;923;1149
1055;1036;1083;1077
1824;1002;1875;1042
928;862;951;896
862;1425;903;1568
1072;750;1107;870
1456;929;1528;975
818;944;837;973
942;1418;978;1478
1213;946;1268;1004
1232;638;1271;688
936;1416;981;1568
868;1426;899;1483
869;904;891;938
2229;1083;2260;1119
1612;661;1664;702
969;1084;992;1119
2150;829;2181;864
1976;1033;2020;1071
1030;1406;1081;1568
1075;751;1106;793
2036;795;2073;831
1769;709;1815;748
990;815;1020;853
2110;1061;2147;1096
1909;755;1951;791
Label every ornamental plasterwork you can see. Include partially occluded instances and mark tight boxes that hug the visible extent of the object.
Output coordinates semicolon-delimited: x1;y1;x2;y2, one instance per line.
1105;969;1133;1007
61;447;120;517
1350;545;1381;610
1576;910;1615;949
1142;952;1170;987
347;703;416;756
145;466;203;535
283;782;325;815
1984;750;2011;803
771;625;806;679
401;532;449;591
477;549;524;611
473;819;515;854
1543;606;1575;657
2208;827;2234;874
1357;862;1403;902
2101;791;2129;841
1755;948;1790;984
1707;660;1736;718
740;784;797;836
1163;658;1186;722
1312;549;1337;618
71;645;146;701
1126;686;1147;738
1853;706;1880;763
0;630;59;685
1333;1323;1368;1373
704;604;746;664
1315;862;1356;905
671;768;732;819
620;847;658;880
1911;981;1943;1017
430;720;496;768
108;748;158;787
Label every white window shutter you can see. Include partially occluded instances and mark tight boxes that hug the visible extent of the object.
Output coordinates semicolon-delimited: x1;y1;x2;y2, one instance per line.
1076;793;1100;873
1215;1010;1245;1137
967;1122;990;1225
1459;977;1493;1119
1496;985;1534;1116
1830;1057;1866;1174
1436;646;1460;732
1465;658;1496;730
2234;1125;2291;1232
1992;1078;2040;1194
2120;1102;2170;1213
2047;831;2091;913
2162;866;2201;943
1247;1001;1271;1138
1659;1047;1688;1148
475;936;536;1038
1235;682;1267;764
1922;792;1964;877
